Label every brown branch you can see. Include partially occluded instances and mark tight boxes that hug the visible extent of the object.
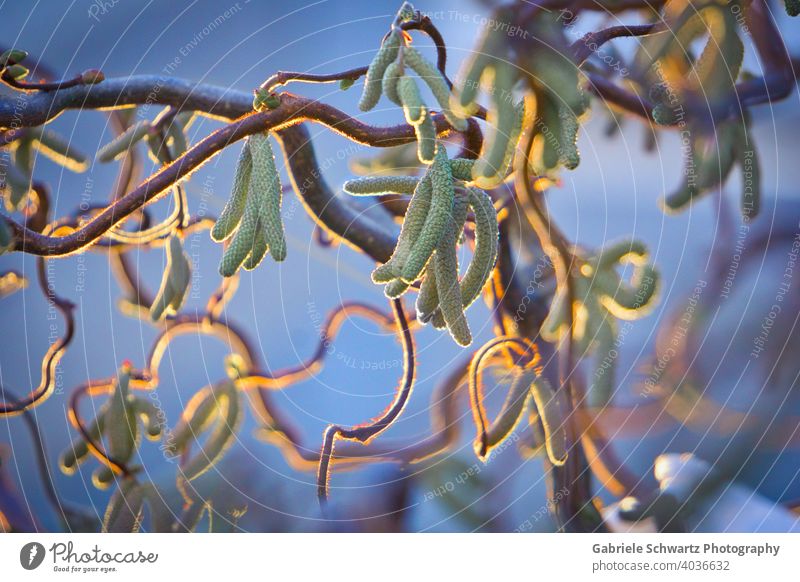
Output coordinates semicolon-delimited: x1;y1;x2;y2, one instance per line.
316;298;415;505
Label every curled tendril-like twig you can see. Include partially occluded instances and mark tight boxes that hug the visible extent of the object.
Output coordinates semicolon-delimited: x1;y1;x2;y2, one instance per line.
467;336;539;457
0;258;75;416
316;298;415;506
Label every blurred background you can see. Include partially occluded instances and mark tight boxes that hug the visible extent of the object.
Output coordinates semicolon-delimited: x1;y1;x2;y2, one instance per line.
1;0;799;532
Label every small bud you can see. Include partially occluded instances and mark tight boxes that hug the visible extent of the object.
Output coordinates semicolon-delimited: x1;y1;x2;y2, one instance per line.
4;64;28;80
253;88;280;110
0;49;27;67
81;69;105;85
339;78;355;90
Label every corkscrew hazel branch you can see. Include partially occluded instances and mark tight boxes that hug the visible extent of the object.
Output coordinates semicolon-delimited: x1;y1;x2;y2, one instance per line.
0;258;75;416
316;298;414;506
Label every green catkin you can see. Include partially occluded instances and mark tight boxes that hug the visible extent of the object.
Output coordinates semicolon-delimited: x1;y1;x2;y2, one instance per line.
372;176;432;283
539;95;562;171
384;278;410;299
3;154;32;211
401;147;454;282
106;372;138;462
243;225;268;271
449;158;475;181
220;159;261;276
495;100;525;180
485;367;537;451
103;480;142;532
349;142;421;176
540;287;568;343
359;29;403;112
663;139;702;212
138;483;175;533
165;390;219;458
459;188;498;309
414;114;437;163
14;137;33;174
382;61;403;105
60;414;105;474
431;187;497;327
402;47;468;131
397;75;427;125
558;104;581;169
167;120;188;156
212;142;252;242
249;133;286;262
415;265;439;322
451;23;505;118
529;377;567;466
133;399;163;440
697;124;739;192
343;175;419;196
30;128;88;172
150;235;191;322
433;193;471;345
96;120;150;162
92;466;116;490
472;62;516;186
786;0;800;16
590;317;617;407
180;383;241;481
175;499;209;533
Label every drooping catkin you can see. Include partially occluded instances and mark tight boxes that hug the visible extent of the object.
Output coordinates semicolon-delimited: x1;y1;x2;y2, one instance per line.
397;75;427;125
472;62;516;186
59;413;106;474
164;388;219;458
96;120;150;162
150;235;191;322
242;225;268;271
401;147;454;282
448;158;475;181
219;179;259;277
451;22;505;118
106;370;138;463
179;382;241;481
382;61;403;105
558;104;581;169
212;141;252;242
133;399;163;440
384;278;410;299
433;193;471;346
459;188;498;309
415;265;439;322
30;128;89;172
372;176;432;283
218;133;285;276
402;47;468;131
343;175;419;196
414;114;437;163
589;317;617;407
103;480;143;533
359;29;403;112
249;132;286;262
529;376;567;466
